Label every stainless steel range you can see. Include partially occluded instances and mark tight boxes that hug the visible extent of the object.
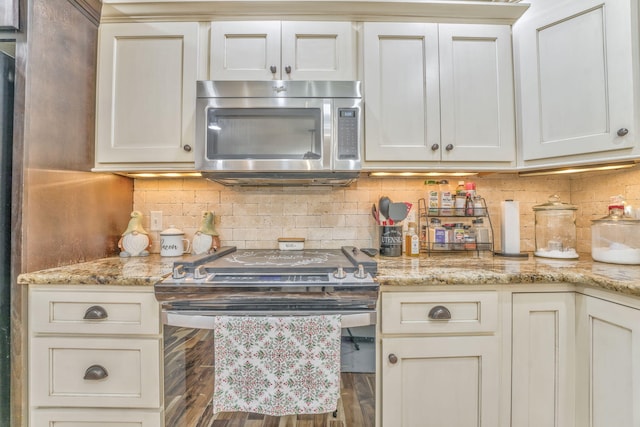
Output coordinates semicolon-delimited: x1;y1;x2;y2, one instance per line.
155;246;378;426
156;246;378;323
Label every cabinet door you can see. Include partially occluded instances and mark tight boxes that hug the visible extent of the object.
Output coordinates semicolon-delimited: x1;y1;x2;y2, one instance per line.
363;23;441;162
511;293;575;427
439;24;515;162
210;21;281;80
381;336;500;427
96;22;198;164
30;409;161;427
576;295;640;427
515;0;635;161
281;21;356;80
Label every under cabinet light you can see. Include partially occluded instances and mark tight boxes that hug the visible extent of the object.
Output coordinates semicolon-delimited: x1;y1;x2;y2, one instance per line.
368;171;479;178
123;172;203;178
518;161;636;177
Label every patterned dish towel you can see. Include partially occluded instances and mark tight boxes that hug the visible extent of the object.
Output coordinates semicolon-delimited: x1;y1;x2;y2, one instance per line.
212;315;342;416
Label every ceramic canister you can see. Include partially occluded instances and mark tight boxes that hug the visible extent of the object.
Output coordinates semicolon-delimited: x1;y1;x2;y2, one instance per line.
160;225;191;257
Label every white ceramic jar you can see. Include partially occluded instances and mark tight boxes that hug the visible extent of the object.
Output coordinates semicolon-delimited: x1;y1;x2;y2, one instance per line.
160;226;191;257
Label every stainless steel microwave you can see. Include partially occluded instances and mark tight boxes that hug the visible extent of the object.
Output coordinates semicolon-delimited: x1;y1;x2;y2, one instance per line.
195;80;362;186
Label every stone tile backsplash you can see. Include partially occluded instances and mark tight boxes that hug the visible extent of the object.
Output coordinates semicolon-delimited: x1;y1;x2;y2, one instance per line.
132;165;640;255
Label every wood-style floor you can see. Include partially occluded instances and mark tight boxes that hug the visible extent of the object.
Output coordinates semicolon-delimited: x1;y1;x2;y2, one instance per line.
164;327;375;427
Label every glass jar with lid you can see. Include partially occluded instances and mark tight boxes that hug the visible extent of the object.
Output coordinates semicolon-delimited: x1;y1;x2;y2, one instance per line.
532;195;578;259
591;214;640;264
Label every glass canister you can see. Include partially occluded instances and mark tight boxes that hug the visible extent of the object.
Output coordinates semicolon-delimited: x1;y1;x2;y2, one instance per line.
532;195;578;259
591;214;640;264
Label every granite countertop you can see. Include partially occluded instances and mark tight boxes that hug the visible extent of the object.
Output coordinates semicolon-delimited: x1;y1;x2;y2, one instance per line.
17;252;640;297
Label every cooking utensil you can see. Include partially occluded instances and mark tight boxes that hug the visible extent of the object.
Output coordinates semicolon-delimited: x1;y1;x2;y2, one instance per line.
388;202;409;222
371;204;380;224
378;196;391;218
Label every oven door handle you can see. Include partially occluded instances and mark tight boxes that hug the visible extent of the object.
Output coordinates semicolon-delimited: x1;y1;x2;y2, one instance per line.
161;310;376;329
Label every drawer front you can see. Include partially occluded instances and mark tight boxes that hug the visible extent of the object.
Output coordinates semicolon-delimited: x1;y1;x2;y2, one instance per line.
381;291;498;334
30;289;160;335
30;337;161;408
30;408;162;426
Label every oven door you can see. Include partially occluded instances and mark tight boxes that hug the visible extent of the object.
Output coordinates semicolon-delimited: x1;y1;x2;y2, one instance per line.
162;309;376;427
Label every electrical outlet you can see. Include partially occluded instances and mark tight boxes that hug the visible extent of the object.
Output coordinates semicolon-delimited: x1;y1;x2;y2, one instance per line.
150;211;163;231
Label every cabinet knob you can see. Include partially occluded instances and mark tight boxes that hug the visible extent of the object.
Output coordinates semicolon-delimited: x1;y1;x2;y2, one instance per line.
388;354;398;364
83;305;108;320
617;128;629;136
83;365;109;380
183;144;192;152
270;65;277;74
431;144;439;151
285;65;292;75
428;305;452;320
445;144;454;151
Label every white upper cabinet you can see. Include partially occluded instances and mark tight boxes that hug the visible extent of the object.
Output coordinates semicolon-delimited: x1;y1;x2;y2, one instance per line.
515;0;637;164
95;22;200;168
363;23;441;162
210;21;356;81
363;22;515;166
439;24;515;163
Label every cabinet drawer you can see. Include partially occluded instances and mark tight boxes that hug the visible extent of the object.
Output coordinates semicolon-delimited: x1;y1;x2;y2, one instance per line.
30;337;161;408
381;291;498;334
30;289;160;335
30;408;162;426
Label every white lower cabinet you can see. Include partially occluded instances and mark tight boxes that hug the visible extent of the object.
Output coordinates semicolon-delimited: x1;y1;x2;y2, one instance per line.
30;409;162;427
381;336;500;427
575;294;640;427
380;287;640;427
511;292;576;427
379;291;501;427
28;286;163;425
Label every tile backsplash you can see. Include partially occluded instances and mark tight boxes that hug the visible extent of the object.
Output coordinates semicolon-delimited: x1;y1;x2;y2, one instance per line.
132;165;640;255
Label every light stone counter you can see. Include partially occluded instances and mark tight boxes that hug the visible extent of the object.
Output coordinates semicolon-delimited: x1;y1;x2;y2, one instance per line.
17;252;640;298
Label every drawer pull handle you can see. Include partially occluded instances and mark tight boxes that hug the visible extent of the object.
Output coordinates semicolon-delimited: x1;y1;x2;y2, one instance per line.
428;305;452;320
83;365;109;380
83;305;108;320
388;354;398;364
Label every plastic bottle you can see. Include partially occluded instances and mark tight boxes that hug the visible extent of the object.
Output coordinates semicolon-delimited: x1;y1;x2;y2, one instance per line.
426;180;439;215
410;232;420;257
474;218;490;248
439;180;453;215
453;223;465;250
473;196;485;216
430;218;446;250
405;223;420;256
465;193;474;216
455;181;466;216
464;225;476;250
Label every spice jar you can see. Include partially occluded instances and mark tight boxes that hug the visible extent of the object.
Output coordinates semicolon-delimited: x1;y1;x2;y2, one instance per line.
532;195;578;259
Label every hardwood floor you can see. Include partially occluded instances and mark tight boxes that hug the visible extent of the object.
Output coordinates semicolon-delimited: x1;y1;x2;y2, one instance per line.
164;327;375;427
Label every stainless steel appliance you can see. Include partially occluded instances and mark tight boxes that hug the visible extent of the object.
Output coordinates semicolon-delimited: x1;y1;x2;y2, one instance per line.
155;246;378;426
195;80;362;186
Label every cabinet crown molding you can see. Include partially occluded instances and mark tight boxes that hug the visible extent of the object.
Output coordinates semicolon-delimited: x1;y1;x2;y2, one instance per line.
100;0;529;24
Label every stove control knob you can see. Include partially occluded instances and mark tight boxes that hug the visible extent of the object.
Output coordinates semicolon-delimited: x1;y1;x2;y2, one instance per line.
172;265;186;280
193;265;207;280
333;267;347;280
354;264;367;279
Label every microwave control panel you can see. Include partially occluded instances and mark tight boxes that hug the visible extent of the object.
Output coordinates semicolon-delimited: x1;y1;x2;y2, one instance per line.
337;108;359;160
